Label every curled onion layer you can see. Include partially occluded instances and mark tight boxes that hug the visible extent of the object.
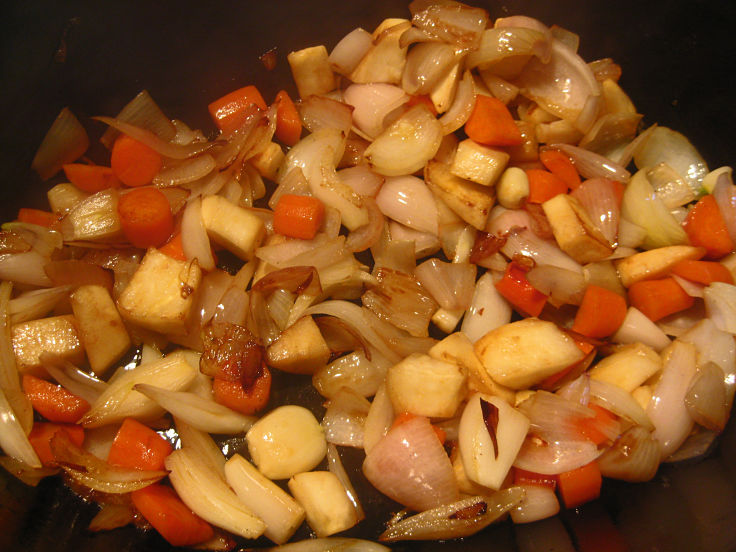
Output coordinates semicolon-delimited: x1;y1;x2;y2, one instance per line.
362;415;459;512
597;426;661;482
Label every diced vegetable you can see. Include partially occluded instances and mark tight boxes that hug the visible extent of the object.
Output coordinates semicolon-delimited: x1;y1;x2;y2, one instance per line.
22;374;90;423
107;418;173;471
110;134;163;187
117;187;174;248
208;85;267;135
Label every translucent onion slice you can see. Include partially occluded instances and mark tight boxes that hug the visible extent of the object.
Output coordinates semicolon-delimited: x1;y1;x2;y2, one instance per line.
514;39;600;133
380;488;523;541
99;89;176;149
548;143;630;183
460;272;512;342
509;484;560;524
364;105;443;177
313;350;386;399
134;384;256;434
409;0;489;51
326;443;366;522
32;107;89;180
438;69;476;135
166;448;266;539
684;362;729;431
704;282;736;334
346;197;386;253
94;116;217;159
41;353;108;404
0;456;57;487
375;175;439;235
633;126;709;193
175;418;226;476
298;95;354;136
501;227;583;273
50;431;166;493
620;169;688;250
363;383;394;454
322;387;371;448
0;387;40;468
467;28;549;72
647;341;697;459
513;436;601;475
181;196;216;271
415;258;476;310
0;251;54;287
338;165;384;198
362;415;459;512
402;42;459;95
153;154;216;187
526;265;586;306
597;426;661;482
589;378;654;430
712;174;736;245
570;177;620;246
88;503;136;532
343;83;409;139
0;282;33;434
387;221;440;259
329;27;374;77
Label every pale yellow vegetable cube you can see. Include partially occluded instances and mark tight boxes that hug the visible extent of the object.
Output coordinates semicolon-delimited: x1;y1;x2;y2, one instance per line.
542;194;613;264
474;318;584;389
429;332;515;404
288;471;359;537
70;285;130;376
12;314;84;376
200;195;265;261
425;160;496;230
287;45;336;98
589;343;662;392
266;316;330;374
386;353;466;418
246;405;326;479
250;141;285;182
117;248;202;336
614;245;704;288
450;139;509;187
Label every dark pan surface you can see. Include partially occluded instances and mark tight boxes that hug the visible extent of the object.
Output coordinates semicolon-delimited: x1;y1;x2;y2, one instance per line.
1;1;736;551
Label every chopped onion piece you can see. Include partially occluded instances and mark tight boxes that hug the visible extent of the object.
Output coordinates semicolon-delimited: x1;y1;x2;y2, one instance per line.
501;227;583;273
298;95;354;136
704;282;736;334
589;378;654;430
375;175;439;235
597;426;661;482
313;350;385;399
438;69;476;135
99;89;176;149
322;387;371;448
32;107;89;180
166;447;266;539
338;165;384;198
547;143;630;183
402;42;459;95
88;503;136;532
51;431;166;493
414;258;476;309
0;387;40;468
712;174;736;245
612;307;671;352
467;28;550;72
410;0;489;51
343;83;409;139
181;196;216;271
153;154;216;187
685;362;729;431
380;488;523;541
134;384;256;434
0;456;57;487
634;126;709;193
326;443;365;521
510;484;560;524
460;272;512;342
526;265;586;306
0;251;53;287
570;178;620;246
364;105;443;177
362;415;459;512
41;353;108;404
647;341;697;459
329;28;374;76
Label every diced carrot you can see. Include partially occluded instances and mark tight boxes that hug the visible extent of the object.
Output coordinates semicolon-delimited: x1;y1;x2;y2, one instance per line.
110;134;163;187
406;94;438;116
212;366;272;416
62;163;120;193
131;484;214;547
495;261;548;317
464;95;524;147
22;374;90;423
574;404;618;445
208;85;267;135
539;150;581;190
557;461;602;509
514;468;557;489
683;194;734;259
628;277;695;322
273;193;325;240
159;231;187;261
16;208;59;228
525;168;569;204
671;259;734;285
28;422;85;467
117;187;174;248
571;285;628;338
274;90;302;146
107;418;173;472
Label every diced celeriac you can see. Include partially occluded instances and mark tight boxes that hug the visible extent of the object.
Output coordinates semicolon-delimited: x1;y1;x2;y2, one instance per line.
117;248;201;336
12;314;84;376
266;316;330;374
450;139;509;187
70;285;130;376
288;471;360;537
287;45;336;99
588;343;662;392
614;245;704;288
425;160;496;230
200;195;266;261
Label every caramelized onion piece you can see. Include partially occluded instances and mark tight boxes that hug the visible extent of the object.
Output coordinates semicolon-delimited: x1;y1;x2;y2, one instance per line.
200;321;263;387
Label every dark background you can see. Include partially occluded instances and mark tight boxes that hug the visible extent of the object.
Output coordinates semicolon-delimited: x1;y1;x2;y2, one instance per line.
1;1;736;551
